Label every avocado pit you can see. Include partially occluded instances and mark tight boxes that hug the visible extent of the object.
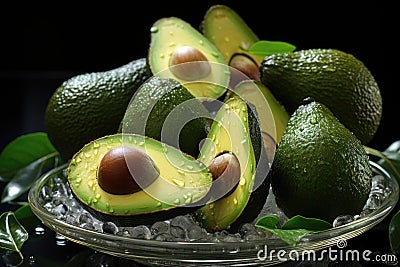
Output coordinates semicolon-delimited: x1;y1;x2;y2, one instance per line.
207;152;241;199
229;54;260;81
169;46;211;81
97;146;159;195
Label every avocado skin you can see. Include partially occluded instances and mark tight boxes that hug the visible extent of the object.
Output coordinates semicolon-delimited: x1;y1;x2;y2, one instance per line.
122;77;211;157
260;48;382;144
229;102;270;232
45;58;150;161
270;101;372;222
194;97;270;233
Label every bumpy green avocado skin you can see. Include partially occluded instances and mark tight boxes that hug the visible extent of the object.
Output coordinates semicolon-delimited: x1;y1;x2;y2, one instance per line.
260;49;382;144
45;58;150;160
270;101;373;222
121;77;211;157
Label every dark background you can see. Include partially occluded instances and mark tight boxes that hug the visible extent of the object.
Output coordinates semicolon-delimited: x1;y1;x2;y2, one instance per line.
0;2;395;152
0;2;396;266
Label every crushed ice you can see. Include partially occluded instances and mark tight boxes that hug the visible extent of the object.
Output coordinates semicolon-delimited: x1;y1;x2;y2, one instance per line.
38;174;391;241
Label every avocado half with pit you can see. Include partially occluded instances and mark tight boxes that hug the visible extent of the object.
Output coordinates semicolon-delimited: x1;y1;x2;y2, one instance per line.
148;16;229;99
67;133;213;226
201;5;263;81
193;96;271;232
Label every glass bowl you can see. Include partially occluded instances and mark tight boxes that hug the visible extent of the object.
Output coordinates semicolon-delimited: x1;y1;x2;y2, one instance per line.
28;161;398;266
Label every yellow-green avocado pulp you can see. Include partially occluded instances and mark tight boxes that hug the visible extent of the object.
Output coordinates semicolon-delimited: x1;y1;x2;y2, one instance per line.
67;133;213;225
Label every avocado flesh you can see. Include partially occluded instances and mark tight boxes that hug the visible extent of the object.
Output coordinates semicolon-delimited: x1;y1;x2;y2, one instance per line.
67;133;212;225
148;17;229;99
201;5;264;66
270;101;373;222
121;77;211;157
260;48;382;144
233;80;289;144
45;58;150;161
194;96;269;232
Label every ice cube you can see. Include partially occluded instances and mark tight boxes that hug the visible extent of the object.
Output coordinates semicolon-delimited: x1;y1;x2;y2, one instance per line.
130;225;152;240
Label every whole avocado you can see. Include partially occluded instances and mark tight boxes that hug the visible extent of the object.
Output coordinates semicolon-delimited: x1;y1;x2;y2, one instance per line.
260;48;382;144
45;58;150;161
270;101;373;222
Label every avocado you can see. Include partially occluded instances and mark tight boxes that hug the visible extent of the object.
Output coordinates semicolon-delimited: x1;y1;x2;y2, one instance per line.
121;77;211;157
148;17;229;99
45;58;150;161
193;96;271;232
231;80;289;144
270;101;373;222
201;5;263;81
260;48;382;144
67;133;213;226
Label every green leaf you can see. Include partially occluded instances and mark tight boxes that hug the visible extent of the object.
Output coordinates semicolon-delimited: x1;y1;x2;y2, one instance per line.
0;133;57;182
282;215;332;231
255;214;332;246
247;40;296;57
389;210;400;254
14;204;35;221
1;152;59;203
0;211;29;252
255;214;280;229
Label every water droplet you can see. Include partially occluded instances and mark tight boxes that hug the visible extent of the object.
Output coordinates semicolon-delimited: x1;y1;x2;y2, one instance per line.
160;53;165;59
169;42;175;47
240;41;250;50
93;142;100;148
174;198;180;204
211;52;219;58
199;40;204;45
310;116;317;124
156;202;162;207
233;198;238;205
185;196;192;204
239;178;246;186
172;178;185;187
224;37;230;42
150;26;158;33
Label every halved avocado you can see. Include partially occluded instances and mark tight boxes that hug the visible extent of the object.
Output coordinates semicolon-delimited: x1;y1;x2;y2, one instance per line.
201;5;264;79
67;133;212;226
232;80;290;144
148;17;229;99
193;96;270;232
